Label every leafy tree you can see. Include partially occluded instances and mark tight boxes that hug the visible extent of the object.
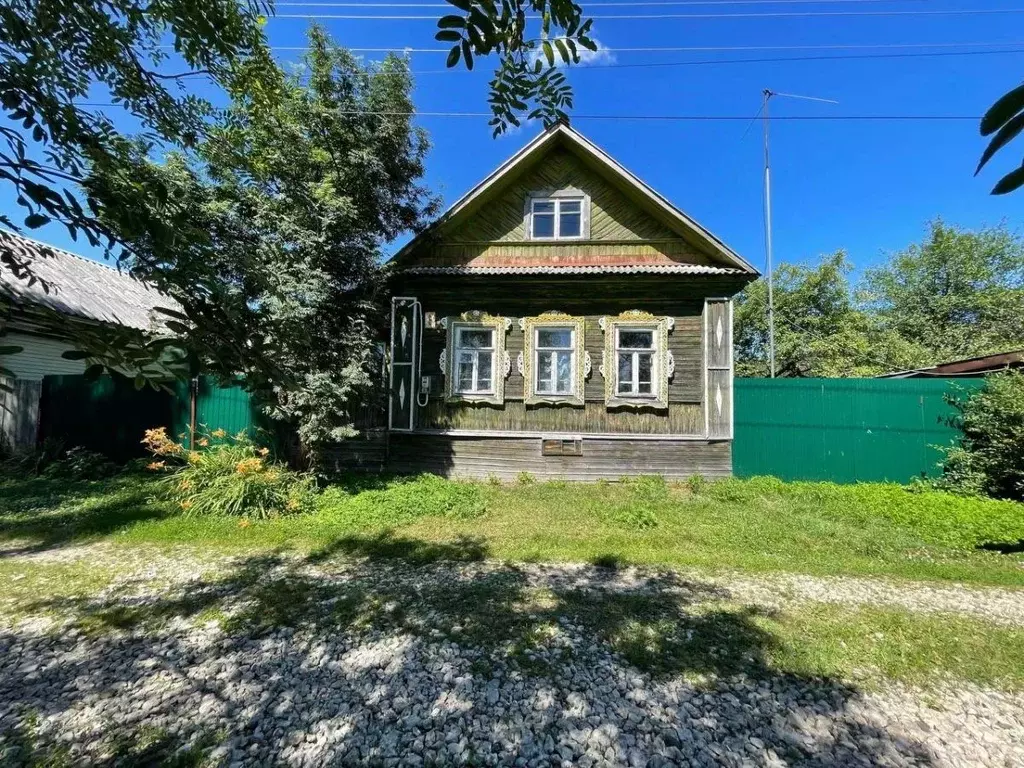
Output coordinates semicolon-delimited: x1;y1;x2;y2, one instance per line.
938;372;1024;501
861;220;1024;363
734;251;922;378
435;0;595;136
0;0;269;261
89;27;438;453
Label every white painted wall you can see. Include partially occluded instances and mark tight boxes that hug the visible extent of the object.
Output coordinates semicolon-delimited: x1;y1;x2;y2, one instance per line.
1;331;87;380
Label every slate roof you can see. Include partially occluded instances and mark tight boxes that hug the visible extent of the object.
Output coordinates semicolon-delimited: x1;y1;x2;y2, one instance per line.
0;230;176;331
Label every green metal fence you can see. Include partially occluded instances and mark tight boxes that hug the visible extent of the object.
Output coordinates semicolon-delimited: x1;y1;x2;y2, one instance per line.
40;374;264;461
733;378;984;484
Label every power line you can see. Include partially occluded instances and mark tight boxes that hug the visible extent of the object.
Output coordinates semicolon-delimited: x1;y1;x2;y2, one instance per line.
274;8;1024;20
277;0;928;5
213;41;1024;53
74;106;982;121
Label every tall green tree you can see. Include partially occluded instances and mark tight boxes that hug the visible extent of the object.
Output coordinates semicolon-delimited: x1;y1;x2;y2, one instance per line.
0;0;269;263
861;220;1024;362
734;252;920;378
89;27;437;452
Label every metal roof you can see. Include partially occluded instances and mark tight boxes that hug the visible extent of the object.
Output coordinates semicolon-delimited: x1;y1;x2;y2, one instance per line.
397;263;748;276
0;230;178;331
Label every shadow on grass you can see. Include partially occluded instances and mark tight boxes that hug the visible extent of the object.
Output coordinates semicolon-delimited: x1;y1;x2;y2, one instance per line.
979;539;1024;554
0;472;170;557
2;538;940;767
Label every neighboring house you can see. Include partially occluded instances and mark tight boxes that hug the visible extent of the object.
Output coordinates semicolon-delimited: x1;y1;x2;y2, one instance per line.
377;124;758;480
0;230;173;451
878;349;1024;379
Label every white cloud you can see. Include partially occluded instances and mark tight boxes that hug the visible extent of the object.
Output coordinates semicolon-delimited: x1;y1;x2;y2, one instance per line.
529;37;615;69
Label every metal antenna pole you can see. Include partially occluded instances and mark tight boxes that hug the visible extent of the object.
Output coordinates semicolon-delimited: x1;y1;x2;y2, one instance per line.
761;89;777;379
757;88;838;379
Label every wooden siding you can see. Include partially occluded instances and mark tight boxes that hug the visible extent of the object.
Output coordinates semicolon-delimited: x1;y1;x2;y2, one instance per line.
447;148;678;244
417;241;709;268
421;314;702;405
387;434;732;481
0;331;87;380
0;378;42;452
418;401;705;434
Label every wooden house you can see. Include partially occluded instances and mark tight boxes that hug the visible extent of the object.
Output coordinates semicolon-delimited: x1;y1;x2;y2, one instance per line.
381;124;758;480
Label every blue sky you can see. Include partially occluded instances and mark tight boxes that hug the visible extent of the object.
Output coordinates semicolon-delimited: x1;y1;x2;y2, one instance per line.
10;1;1024;280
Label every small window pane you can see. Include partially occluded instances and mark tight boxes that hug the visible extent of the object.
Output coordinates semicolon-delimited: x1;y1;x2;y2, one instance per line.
617;353;633;394
560;200;581;213
559;212;581;238
533;213;555;238
555;351;572;392
457;356;474;391
533;200;555;213
537;328;572;348
619;330;654;349
537;352;554;391
638;381;652;395
458;329;492;349
478;352;493;382
638;353;653;384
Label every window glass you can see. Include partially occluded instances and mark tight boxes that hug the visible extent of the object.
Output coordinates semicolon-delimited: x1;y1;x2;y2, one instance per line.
615;326;657;397
537;328;572;348
535;325;574;395
530;197;584;239
454;326;495;394
618;330;654;349
559;199;582;238
458;329;493;349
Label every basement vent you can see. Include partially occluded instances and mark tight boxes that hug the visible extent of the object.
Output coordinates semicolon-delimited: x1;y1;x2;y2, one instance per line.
541;438;583;457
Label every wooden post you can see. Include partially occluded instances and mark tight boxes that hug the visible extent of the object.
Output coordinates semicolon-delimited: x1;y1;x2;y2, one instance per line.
189;376;198;449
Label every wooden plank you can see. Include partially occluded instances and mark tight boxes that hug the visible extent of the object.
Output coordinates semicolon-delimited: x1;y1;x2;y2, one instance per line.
387;434;731;480
0;378;41;453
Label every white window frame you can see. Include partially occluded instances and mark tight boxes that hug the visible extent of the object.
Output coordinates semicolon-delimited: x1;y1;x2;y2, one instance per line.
453;325;495;395
534;326;576;396
614;326;659;399
529;196;585;241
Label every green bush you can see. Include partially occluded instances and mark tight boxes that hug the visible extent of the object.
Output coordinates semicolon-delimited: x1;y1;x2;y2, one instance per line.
143;427;316;519
318;474;486;528
937;372;1024;501
42;447;118;480
607;475;667;530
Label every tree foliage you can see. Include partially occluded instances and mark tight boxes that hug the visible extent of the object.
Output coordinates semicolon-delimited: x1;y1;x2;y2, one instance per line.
0;0;269;261
977;83;1024;194
435;0;596;136
862;220;1024;362
938;373;1024;502
735;221;1024;378
89;27;438;452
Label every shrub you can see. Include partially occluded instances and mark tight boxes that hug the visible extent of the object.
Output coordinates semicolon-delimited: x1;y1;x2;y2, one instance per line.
608;475;667;530
938;373;1024;501
42;447;118;480
318;474;486;528
143;427;316;519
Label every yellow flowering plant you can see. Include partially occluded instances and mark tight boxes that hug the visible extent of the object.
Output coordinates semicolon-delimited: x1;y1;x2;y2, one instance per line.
141;426;315;519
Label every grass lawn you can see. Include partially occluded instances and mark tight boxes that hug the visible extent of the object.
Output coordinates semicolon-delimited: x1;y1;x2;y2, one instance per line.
2;471;1024;587
3;471;1024;691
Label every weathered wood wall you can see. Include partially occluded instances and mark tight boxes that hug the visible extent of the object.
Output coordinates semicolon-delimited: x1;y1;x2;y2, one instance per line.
387;434;732;481
0;378;42;453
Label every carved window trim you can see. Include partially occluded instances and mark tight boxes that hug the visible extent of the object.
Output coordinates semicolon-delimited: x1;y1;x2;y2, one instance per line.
519;312;589;407
598;310;675;410
441;311;512;405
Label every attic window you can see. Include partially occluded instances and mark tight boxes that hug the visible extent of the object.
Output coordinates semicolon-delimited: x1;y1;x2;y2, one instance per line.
530;197;584;240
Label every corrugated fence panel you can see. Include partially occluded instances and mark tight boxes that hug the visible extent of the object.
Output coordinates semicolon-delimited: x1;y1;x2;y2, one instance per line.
733;378;984;483
39;374;264;460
